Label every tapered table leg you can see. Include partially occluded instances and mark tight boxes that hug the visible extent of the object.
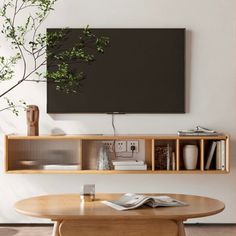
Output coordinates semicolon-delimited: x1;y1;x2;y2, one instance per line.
52;221;60;236
177;221;186;236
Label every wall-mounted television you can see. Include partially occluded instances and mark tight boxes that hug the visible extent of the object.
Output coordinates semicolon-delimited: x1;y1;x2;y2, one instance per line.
47;28;185;113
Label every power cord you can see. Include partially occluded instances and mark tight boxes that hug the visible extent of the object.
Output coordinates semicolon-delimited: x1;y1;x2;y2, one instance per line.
131;145;135;158
111;114;117;159
110;114;135;158
111;113;116;136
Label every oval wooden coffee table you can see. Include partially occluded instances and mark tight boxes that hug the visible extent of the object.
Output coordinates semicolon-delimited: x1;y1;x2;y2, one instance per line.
14;193;224;236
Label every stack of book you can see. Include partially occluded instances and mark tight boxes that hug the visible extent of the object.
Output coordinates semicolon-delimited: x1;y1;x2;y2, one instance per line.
112;160;147;170
205;140;226;170
178;126;222;136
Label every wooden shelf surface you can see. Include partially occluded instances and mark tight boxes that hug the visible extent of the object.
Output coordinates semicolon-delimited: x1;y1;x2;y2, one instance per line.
6;134;228;140
6;170;229;174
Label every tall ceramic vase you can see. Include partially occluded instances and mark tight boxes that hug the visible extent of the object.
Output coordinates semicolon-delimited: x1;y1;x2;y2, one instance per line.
183;145;198;170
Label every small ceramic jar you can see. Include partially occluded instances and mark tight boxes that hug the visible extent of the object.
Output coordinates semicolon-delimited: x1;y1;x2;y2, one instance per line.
183;145;198;170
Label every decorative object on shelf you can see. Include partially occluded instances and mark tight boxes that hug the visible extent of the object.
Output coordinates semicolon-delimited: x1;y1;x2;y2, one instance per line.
97;146;112;170
19;160;39;170
26;105;39;136
178;126;222;136
155;144;172;170
183;145;198;170
80;184;95;202
155;146;168;170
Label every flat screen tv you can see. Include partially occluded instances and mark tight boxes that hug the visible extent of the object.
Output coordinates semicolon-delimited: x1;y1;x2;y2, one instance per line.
47;28;185;113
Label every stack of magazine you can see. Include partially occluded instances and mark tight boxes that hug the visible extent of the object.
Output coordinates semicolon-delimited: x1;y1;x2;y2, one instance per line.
112;160;147;170
178;126;222;136
102;193;187;211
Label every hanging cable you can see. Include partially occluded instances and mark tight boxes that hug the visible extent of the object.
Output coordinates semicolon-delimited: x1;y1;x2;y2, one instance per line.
111;114;133;159
112;113;116;136
111;113;117;159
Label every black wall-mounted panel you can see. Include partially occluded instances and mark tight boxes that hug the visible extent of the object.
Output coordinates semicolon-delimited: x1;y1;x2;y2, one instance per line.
47;28;185;113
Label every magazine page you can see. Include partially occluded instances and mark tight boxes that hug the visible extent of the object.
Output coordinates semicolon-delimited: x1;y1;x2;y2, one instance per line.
102;193;150;211
102;193;187;211
146;196;187;207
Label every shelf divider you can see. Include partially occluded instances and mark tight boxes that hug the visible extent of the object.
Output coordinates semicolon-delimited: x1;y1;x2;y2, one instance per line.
144;139;154;171
151;139;155;171
176;139;180;171
200;139;204;171
79;140;83;170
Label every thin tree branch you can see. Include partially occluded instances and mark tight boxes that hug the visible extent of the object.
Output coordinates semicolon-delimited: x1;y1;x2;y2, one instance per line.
34;45;46;56
0;60;12;74
24;79;47;82
12;0;18;26
19;4;41;11
21;44;33;55
31;10;50;69
36;51;46;59
0;59;46;98
3;14;27;88
15;1;26;14
0;104;22;112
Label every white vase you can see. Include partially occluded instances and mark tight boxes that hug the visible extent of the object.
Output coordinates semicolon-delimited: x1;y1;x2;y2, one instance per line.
183;145;198;170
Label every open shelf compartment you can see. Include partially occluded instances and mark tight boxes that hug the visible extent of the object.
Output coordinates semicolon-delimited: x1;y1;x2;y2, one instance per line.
178;139;202;171
154;139;177;171
6;138;82;172
202;137;229;173
82;139;152;171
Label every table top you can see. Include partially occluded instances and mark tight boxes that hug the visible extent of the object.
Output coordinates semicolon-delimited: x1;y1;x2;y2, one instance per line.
14;193;225;221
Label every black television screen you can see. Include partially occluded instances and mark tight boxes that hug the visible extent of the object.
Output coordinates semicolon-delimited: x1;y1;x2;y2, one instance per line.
47;28;185;113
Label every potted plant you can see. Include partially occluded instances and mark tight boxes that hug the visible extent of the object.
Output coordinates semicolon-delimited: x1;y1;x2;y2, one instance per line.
0;0;109;114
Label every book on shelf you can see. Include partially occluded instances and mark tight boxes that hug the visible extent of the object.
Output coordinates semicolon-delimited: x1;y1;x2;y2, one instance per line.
172;152;176;170
114;164;147;171
221;140;226;170
166;144;171;170
102;193;187;211
216;140;226;170
205;141;217;170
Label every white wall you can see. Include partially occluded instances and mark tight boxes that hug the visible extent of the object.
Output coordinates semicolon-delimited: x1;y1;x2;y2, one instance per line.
0;0;235;223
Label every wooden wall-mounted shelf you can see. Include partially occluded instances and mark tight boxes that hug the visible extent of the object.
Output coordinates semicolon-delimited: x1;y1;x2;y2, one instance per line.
4;134;230;174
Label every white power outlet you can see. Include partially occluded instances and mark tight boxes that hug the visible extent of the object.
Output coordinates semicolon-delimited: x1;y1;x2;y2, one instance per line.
127;140;139;153
102;141;114;152
115;141;126;152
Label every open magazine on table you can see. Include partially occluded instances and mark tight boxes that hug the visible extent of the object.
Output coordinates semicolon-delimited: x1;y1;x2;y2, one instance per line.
102;193;187;211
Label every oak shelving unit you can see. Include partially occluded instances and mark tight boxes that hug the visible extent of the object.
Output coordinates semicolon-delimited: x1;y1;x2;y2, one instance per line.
4;134;230;174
